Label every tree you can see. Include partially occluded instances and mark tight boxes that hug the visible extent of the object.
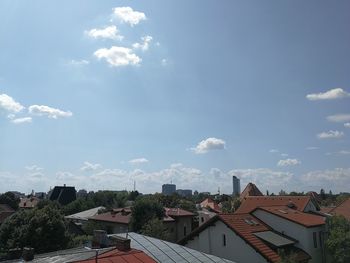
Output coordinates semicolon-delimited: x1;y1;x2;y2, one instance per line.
320;189;326;200
325;216;350;263
0;192;20;210
0;203;71;253
278;249;298;263
130;199;164;232
141;218;170;241
279;189;287;195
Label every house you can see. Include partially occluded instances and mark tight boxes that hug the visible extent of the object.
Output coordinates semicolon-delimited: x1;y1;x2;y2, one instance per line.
49;185;76;205
321;197;350;220
19;197;40;209
0;204;15;225
65;206;106;224
252;206;326;263
200;197;221;213
89;207;132;234
89;207;195;242
179;213;310;263
236;196;319;214
239;182;263;200
180;195;326;263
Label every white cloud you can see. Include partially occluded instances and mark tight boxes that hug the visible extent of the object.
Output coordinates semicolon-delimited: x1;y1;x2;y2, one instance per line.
327;114;350;123
28;105;72;119
317;130;344;139
306;88;350;101
281;153;289;157
0;94;25;113
132;35;153;51
25;165;43;171
338;150;350;155
161;59;167;66
80;161;101;171
11;117;32;124
192;137;226;154
306;146;319;150
302;168;350;191
129;158;149;165
277;158;301;167
345;123;350;128
112;7;146;26
94;46;141;67
269;149;279;153
70;59;89;66
86;25;123;40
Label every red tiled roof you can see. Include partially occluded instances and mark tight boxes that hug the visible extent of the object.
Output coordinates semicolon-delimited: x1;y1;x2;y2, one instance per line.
328;197;350;221
255;206;326;227
165;207;195;217
90;211;131;224
219;214;280;263
240;183;263;200
179;213;280;263
74;248;156;263
236;196;311;214
199;198;221;213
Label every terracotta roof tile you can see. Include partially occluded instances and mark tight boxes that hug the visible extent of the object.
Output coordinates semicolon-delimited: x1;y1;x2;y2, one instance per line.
240;183;263;200
199;198;221;213
165;207;195;217
236;196;311;214
255;206;326;227
73;248;156;263
219;214;281;263
328;197;350;220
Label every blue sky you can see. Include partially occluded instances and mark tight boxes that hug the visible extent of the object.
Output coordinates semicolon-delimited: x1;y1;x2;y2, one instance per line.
1;0;350;194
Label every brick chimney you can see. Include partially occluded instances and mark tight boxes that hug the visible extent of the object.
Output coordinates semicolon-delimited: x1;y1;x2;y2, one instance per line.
111;236;131;251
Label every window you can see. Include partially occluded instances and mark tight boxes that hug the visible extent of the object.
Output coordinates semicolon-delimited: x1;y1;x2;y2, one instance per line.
184;225;187;236
319;231;323;248
222;234;226;246
201;217;204;223
313;232;317;248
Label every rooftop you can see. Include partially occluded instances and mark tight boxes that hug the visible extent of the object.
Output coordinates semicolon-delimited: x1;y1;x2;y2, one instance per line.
255;206;326;228
65;206;106;221
199;198;221;213
327;197;350;220
240;183;263;200
236;196;312;214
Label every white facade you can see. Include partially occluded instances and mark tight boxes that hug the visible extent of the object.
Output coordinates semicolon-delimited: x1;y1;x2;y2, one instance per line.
253;209;325;263
185;220;268;263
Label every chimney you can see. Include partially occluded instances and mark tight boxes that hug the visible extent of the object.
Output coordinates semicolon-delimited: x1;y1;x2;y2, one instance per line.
110;236;131;251
92;230;108;248
22;247;34;261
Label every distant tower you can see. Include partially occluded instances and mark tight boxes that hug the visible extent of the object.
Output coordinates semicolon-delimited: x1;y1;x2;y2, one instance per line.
162;184;176;195
232;176;240;196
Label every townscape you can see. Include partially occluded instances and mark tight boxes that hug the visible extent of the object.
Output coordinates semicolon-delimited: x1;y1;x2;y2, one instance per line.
1;1;350;263
0;179;349;262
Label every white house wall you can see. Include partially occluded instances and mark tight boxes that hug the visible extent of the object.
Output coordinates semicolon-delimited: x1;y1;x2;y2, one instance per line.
253;209;325;263
185;220;268;263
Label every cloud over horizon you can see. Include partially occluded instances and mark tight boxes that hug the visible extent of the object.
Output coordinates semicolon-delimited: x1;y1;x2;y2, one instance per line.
306;88;350;101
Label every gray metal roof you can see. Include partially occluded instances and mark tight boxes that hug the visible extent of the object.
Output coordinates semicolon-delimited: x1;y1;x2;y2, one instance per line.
253;231;295;247
111;232;236;263
65;206;106;221
1;247;113;263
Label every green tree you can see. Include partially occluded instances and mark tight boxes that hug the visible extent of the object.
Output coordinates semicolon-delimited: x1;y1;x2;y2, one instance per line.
0;192;20;210
278;249;298;263
0;203;71;253
130;199;164;232
326;215;350;263
141;218;170;241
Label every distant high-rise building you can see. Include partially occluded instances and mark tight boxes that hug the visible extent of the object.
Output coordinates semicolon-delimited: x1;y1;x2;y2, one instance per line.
232;176;240;196
162;184;176;195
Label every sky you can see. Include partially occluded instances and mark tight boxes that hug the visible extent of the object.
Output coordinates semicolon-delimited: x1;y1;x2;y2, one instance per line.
0;0;350;195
